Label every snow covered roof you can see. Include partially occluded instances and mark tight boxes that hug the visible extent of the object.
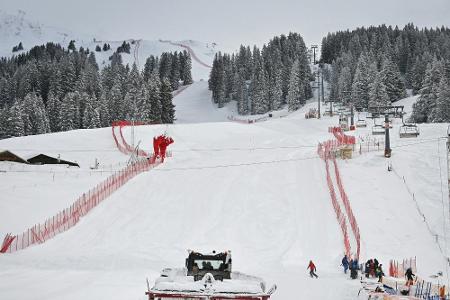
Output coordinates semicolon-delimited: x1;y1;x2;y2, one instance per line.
0;150;28;163
152;269;265;295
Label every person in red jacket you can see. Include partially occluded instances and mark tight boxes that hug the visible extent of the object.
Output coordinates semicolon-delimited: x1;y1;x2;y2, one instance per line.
153;136;160;158
159;135;174;163
307;260;318;278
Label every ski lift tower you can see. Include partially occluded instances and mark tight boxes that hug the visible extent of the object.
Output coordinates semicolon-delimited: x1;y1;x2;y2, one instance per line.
340;90;353;127
310;45;318;65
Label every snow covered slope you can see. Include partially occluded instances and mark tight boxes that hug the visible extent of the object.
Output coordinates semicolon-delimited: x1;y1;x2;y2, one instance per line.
0;9;86;55
0;87;449;300
0;10;216;81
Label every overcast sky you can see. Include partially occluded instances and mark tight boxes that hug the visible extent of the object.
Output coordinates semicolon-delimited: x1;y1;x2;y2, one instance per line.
1;0;450;52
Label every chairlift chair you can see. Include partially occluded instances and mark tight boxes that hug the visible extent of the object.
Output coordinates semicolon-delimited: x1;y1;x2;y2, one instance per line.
339;114;349;131
372;125;385;135
399;124;419;138
356;119;367;128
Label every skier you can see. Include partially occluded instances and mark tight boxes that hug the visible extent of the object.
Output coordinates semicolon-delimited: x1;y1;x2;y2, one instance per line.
307;260;318;278
364;259;371;278
341;255;349;274
376;264;384;283
405;267;415;286
350;258;359;279
159;136;174;163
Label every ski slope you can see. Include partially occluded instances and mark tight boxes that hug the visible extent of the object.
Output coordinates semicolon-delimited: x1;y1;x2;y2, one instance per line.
0;92;449;300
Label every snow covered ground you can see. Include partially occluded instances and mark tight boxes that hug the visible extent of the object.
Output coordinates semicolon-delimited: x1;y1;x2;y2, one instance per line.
0;86;449;300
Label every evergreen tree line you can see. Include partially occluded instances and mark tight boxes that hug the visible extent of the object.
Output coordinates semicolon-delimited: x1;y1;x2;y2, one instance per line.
209;33;313;115
321;24;450;122
95;43;111;52
0;42;193;139
12;42;24;53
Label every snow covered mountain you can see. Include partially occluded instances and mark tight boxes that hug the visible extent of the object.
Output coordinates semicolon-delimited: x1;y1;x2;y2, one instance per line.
0;10;217;80
0;10;86;55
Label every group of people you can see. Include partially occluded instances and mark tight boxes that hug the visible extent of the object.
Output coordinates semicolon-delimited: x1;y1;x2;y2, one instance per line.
341;255;360;279
363;258;384;283
152;134;174;162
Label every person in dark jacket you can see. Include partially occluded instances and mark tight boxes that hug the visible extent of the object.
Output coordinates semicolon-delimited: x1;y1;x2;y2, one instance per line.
405;268;415;286
350;258;359;279
365;259;372;278
342;255;349;274
376;264;384;283
307;260;318;278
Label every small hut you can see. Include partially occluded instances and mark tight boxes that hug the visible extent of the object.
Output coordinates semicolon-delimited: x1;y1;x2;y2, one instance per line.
26;154;79;167
0;150;28;164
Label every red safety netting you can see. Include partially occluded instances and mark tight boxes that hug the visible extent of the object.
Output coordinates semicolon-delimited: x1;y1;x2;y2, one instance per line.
111;121;172;159
1;159;160;253
332;158;361;259
1;121;173;254
318;127;361;259
389;257;417;278
329;127;356;145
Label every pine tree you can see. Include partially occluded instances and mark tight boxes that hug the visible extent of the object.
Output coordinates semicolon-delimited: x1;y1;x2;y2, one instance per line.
148;74;163;123
337;66;352;104
46;92;61;132
369;72;390;107
98;91;111;127
235;71;249;115
160;78;175;123
170;53;180;90
381;57;406;102
183;52;193;85
108;76;125;121
68;40;76;51
287;60;305;111
60;92;78;131
432;76;450;122
82;96;101;128
269;67;283;111
351;53;371;109
60;56;77;95
250;47;268;114
22;93;50;135
411;59;443;122
143;56;158;82
7;103;25;137
329;59;341;102
159;52;172;80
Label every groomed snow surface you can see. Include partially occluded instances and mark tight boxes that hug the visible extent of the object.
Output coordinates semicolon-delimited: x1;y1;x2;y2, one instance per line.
0;87;449;300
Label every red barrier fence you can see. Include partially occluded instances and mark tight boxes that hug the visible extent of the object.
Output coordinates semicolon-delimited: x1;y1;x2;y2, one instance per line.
329;127;356;145
112;121;172;160
1;159;159;253
332;158;361;259
389;257;417;278
1;121;171;254
318;127;361;259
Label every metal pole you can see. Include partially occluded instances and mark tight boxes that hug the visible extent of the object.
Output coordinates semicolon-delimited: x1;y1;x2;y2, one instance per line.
321;69;325;102
350;105;354;127
384;114;391;158
317;71;321;119
311;45;318;65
